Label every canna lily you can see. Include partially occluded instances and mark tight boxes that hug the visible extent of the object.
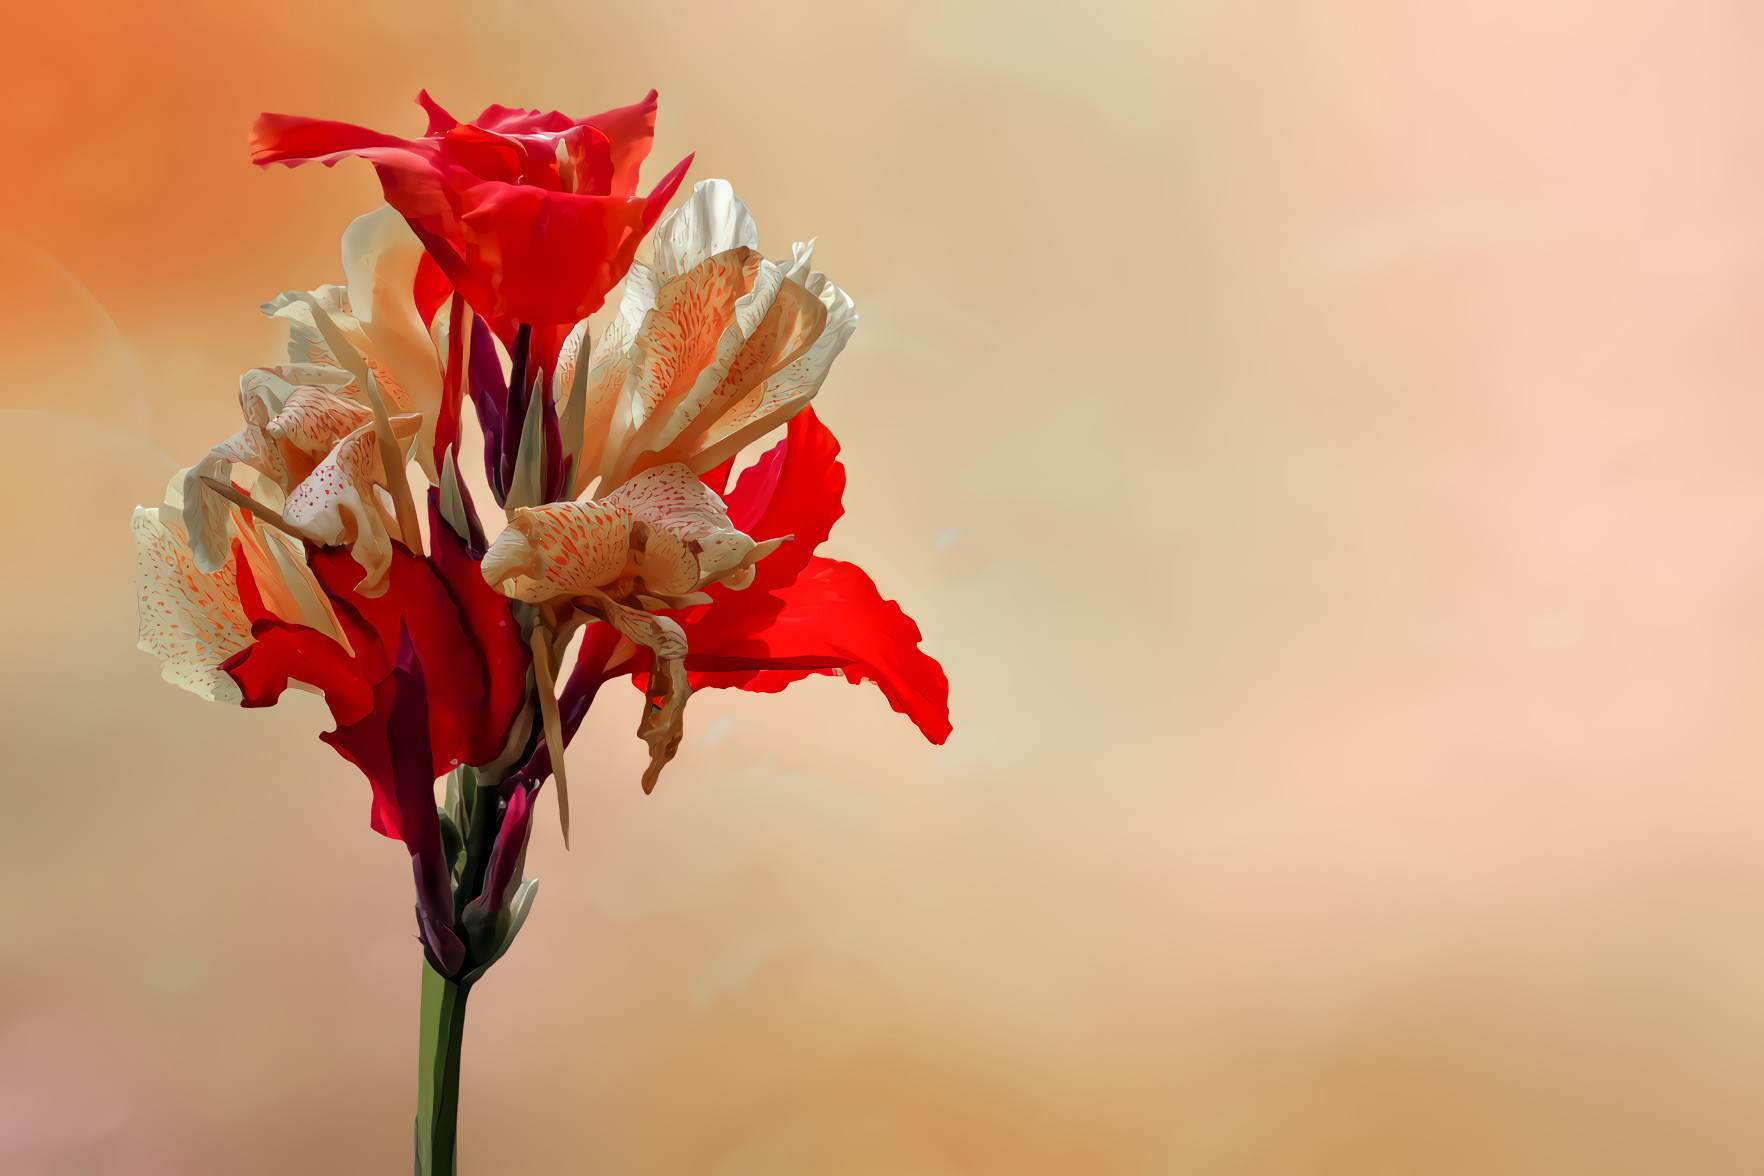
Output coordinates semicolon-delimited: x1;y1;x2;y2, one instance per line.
482;179;949;803
133;94;947;1176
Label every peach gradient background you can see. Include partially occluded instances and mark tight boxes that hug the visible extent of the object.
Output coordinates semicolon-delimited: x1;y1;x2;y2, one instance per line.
7;0;1764;1171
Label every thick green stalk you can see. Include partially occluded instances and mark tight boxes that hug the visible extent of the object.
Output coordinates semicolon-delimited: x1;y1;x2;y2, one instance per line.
414;963;472;1175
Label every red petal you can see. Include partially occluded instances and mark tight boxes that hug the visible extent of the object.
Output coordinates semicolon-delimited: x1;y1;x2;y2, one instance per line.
318;629;442;848
413;252;453;328
717;406;845;592
252;95;688;359
425;496;531;764
468;90;660;196
584;90;659;197
454;180;649;347
417;90;459;136
683;556;951;745
642;153;694;233
250;113;415;167
223;618;375;725
309;545;488;776
572;409;949;745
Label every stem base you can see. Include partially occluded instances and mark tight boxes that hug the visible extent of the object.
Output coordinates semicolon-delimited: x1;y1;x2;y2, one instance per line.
415;964;470;1176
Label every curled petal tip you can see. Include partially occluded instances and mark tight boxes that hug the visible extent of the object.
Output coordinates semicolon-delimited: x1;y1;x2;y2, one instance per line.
480;527;538;586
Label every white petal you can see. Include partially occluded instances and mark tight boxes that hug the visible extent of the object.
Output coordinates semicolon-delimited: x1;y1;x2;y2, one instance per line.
342;205;444;480
650;179;760;283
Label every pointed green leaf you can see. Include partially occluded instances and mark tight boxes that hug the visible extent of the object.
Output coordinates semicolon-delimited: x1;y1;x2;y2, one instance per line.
502;371;549;510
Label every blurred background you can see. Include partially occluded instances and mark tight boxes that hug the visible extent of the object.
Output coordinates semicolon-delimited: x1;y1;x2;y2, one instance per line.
6;0;1764;1171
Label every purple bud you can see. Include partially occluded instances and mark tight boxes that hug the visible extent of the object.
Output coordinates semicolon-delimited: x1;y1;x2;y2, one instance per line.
483;784;533;915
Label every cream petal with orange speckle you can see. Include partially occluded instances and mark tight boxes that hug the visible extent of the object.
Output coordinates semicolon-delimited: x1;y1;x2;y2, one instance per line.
267;384;375;457
595;247;766;490
479;499;633;603
683;268;857;476
645;273;828;476
132;502;250;704
582;180;853;494
601;463;780;596
281;414;421;597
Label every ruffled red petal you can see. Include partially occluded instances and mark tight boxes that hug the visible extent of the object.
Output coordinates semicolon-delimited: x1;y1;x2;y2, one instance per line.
251;93;691;375
308;535;522;782
716;407;846;591
223;618;374;724
684;557;951;744
573;409;951;746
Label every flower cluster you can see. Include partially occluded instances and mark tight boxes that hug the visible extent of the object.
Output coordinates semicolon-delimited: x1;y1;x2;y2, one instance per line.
133;93;949;986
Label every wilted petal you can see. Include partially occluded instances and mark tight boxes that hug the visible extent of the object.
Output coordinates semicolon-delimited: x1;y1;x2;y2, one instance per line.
574;588;690;793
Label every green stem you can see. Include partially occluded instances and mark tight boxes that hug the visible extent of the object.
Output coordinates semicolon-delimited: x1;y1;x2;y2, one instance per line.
415;963;472;1175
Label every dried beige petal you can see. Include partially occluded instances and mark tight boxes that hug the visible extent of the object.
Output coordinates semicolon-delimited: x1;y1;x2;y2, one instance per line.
573;588;692;794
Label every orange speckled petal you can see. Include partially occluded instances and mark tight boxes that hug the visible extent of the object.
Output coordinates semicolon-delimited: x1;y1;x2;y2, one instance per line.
267;384;375;457
685;269;857;476
132;504;251;703
281;415;421;597
480;499;633;602
597;248;761;489
636;271;826;479
601;463;771;595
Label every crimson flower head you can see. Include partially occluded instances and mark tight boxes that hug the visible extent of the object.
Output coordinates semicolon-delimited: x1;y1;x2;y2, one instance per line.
251;91;691;371
133;112;948;984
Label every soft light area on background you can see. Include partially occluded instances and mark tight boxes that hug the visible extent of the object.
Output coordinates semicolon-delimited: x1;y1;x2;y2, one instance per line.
6;1;1764;1171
